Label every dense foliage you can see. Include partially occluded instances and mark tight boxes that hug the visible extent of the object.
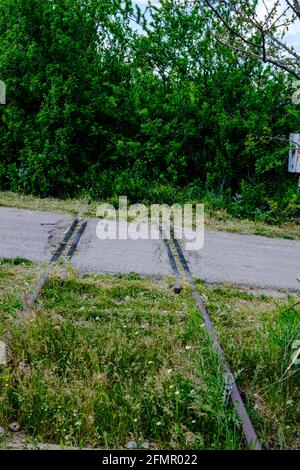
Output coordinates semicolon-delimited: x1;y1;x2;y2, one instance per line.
0;0;300;221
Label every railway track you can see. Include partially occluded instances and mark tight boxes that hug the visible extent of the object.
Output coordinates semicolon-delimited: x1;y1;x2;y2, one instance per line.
162;226;262;450
21;209;88;318
16;209;261;449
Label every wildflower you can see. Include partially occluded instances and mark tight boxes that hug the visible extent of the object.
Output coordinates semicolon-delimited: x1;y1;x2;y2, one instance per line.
133;418;138;423
185;345;192;350
156;421;162;426
175;391;180;395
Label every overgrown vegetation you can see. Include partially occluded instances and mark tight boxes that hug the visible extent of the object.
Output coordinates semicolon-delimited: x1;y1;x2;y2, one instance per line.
0;264;242;449
0;260;299;449
0;0;300;222
197;282;300;449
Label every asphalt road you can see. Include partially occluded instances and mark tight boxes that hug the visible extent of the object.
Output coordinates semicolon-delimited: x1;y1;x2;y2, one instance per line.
185;230;300;291
1;206;300;292
71;218;171;277
0;207;73;264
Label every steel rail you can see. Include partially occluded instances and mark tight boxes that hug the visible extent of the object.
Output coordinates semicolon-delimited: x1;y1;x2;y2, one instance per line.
168;231;262;450
51;218;79;262
22;216;87;318
67;221;88;258
159;225;182;293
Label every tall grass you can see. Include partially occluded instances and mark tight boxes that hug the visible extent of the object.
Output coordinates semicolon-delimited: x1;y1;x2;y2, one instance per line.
0;267;242;449
199;283;300;449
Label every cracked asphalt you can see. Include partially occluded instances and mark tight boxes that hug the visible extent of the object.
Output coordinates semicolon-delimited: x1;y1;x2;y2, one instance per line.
0;207;73;264
1;206;300;292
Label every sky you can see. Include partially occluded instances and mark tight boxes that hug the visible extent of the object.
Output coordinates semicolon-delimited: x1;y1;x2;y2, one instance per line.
135;0;300;52
256;0;300;51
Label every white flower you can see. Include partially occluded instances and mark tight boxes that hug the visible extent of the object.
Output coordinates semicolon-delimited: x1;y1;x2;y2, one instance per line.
175;390;180;395
156;421;162;426
167;369;172;374
185;345;192;350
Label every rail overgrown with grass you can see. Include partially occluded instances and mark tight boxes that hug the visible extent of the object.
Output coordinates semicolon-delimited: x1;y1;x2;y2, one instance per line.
0;263;242;449
197;283;300;449
0;260;299;449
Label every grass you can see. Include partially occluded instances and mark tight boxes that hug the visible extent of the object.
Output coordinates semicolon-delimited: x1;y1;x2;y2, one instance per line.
0;258;34;266
195;282;300;450
0;264;243;450
0;259;299;449
0;191;85;216
0;259;40;323
1;191;300;239
205;208;300;240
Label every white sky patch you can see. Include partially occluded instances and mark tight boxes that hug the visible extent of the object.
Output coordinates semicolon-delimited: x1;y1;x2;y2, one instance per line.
135;0;160;5
255;0;300;51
